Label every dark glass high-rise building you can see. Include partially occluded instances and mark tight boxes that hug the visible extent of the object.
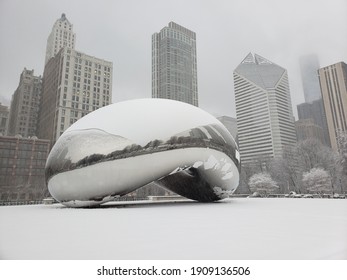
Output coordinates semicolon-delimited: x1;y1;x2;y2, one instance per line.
297;100;330;145
297;54;330;146
152;22;198;106
8;68;42;137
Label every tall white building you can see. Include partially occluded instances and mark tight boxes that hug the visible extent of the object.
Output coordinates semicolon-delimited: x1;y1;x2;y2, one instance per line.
233;53;297;164
152;22;198;106
45;13;76;65
38;47;112;143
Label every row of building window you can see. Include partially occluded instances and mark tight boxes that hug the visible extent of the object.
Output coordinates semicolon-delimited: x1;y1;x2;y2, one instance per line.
72;57;111;72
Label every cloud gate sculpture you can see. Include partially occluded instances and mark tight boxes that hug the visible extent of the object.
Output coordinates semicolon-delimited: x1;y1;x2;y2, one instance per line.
46;99;240;207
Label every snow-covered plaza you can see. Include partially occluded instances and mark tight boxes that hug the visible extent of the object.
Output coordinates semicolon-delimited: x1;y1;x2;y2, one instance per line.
0;198;346;259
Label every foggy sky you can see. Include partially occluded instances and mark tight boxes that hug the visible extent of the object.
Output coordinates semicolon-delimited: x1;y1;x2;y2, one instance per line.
0;0;346;118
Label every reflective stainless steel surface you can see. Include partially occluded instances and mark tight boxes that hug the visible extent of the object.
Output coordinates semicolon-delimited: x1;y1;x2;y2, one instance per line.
46;99;240;207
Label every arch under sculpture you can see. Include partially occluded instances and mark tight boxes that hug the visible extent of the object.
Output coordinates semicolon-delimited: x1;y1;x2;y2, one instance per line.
45;99;241;207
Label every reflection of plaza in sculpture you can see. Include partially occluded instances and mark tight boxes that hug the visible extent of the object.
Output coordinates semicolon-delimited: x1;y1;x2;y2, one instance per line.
46;99;240;207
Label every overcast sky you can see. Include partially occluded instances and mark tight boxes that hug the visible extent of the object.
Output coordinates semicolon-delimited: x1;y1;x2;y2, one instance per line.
0;0;346;118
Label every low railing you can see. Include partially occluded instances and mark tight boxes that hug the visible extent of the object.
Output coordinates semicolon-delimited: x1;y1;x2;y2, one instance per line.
0;200;45;206
1;193;345;206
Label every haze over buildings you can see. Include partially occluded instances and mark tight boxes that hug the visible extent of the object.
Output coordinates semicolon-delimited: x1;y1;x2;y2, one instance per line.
152;22;198;106
233;53;297;163
0;0;346;119
300;54;322;103
0;1;346;203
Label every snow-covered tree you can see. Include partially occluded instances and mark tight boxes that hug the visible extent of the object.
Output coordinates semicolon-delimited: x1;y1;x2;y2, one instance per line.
336;130;347;193
275;139;341;193
269;147;301;193
248;172;279;195
302;168;332;194
241;138;344;194
337;130;347;174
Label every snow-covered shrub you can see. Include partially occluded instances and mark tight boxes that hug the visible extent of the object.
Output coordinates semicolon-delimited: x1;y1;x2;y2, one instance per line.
302;168;332;194
248;172;279;195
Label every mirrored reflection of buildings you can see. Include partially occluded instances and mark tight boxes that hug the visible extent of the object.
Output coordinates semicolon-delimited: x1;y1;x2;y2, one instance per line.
296;55;330;146
233;53;297;164
0;135;50;201
0;103;9;135
217;116;238;143
37;14;113;143
318;62;347;151
47;123;238;179
152;22;198;106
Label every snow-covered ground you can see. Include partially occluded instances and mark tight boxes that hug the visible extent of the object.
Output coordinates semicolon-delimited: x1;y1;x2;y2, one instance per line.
0;198;346;259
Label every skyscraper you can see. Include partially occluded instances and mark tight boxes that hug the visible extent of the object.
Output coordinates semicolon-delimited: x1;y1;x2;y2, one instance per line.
233;53;297;163
297;54;330;146
38;47;112;143
8;68;42;137
297;99;330;145
38;14;113;143
318;62;347;151
299;54;321;103
45;13;76;65
295;118;325;143
152;22;198;106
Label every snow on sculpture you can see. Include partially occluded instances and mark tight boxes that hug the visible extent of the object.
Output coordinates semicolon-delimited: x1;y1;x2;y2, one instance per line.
45;99;241;207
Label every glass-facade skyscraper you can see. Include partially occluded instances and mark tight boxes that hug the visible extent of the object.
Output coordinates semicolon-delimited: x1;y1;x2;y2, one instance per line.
152;22;198;106
296;54;330;146
233;53;297;163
